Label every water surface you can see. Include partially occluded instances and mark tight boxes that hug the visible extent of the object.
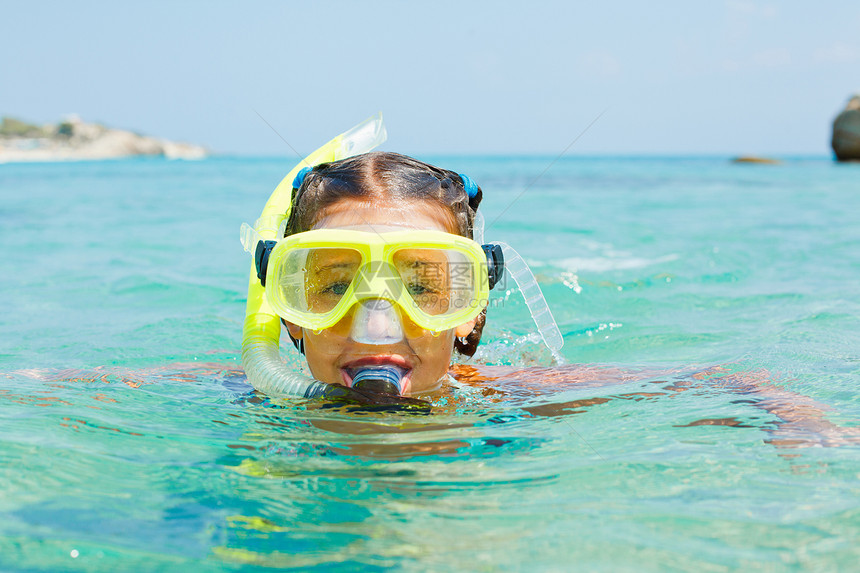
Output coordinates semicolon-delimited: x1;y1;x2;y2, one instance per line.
1;155;858;571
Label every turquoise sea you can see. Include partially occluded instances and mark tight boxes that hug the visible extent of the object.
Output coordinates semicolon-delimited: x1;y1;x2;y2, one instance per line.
1;155;858;571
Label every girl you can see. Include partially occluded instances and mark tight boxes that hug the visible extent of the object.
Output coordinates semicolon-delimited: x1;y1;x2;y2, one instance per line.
240;118;543;406
279;151;491;397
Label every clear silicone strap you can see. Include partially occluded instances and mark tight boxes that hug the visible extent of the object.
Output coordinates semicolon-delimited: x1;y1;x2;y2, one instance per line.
494;242;564;351
239;222;263;254
473;211;485;245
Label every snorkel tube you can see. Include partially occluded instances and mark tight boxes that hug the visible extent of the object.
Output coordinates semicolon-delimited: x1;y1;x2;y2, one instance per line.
241;114;388;399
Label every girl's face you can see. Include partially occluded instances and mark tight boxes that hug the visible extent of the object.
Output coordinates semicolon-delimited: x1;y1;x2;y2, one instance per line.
284;199;477;396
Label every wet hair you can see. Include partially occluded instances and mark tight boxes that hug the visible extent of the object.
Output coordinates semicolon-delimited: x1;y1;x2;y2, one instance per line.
286;151;486;356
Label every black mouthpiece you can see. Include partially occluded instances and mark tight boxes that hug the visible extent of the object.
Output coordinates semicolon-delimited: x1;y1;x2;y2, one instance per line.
351;366;404;396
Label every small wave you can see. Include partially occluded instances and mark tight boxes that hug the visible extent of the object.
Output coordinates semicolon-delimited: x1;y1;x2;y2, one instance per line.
550;254;679;273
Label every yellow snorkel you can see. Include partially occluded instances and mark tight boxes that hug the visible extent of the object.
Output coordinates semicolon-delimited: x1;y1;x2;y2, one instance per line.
241;113;387;398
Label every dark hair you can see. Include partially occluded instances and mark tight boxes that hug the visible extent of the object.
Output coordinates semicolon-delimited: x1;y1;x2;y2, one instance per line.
286;151;487;356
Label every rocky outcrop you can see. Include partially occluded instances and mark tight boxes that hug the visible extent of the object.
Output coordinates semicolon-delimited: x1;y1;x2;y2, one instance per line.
832;95;860;162
0;115;207;163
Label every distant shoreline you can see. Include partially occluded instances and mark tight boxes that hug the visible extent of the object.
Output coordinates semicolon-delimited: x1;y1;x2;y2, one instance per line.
0;116;207;163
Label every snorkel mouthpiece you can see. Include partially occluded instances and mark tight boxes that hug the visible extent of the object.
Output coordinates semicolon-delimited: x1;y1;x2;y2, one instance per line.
351;365;404;395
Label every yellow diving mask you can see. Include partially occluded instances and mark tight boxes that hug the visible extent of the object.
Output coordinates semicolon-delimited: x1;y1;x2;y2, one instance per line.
250;227;505;335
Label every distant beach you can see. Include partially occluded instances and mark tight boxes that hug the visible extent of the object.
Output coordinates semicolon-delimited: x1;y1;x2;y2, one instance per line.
0;115;207;163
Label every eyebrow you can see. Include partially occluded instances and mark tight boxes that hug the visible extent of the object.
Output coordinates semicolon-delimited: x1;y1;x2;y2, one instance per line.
311;261;359;273
401;260;442;268
396;252;448;267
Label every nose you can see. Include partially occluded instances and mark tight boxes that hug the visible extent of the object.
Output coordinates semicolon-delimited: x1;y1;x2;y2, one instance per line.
350;299;404;345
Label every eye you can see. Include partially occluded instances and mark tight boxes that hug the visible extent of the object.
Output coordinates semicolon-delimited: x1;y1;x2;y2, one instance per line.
408;282;443;296
321;282;350;296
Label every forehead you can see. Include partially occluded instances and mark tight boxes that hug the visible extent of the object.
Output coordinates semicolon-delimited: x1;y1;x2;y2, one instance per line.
311;199;457;233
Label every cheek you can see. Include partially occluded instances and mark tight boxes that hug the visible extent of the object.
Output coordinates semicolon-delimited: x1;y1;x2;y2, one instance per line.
411;330;456;375
301;330;346;384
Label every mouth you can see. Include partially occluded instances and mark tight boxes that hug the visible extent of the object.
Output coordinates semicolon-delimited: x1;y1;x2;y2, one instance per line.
340;355;413;394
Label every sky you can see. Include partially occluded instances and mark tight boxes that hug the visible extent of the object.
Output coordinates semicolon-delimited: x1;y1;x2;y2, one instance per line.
3;1;859;156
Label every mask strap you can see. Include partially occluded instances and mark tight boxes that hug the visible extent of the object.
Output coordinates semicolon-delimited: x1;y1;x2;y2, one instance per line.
481;243;505;290
473;211;485;244
492;241;564;353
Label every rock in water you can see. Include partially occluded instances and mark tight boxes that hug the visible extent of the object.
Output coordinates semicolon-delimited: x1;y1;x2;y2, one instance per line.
832;95;860;162
731;156;781;165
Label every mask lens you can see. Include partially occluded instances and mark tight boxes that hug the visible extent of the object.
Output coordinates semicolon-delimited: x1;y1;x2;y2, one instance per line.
276;247;362;314
393;248;476;317
304;247;362;312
